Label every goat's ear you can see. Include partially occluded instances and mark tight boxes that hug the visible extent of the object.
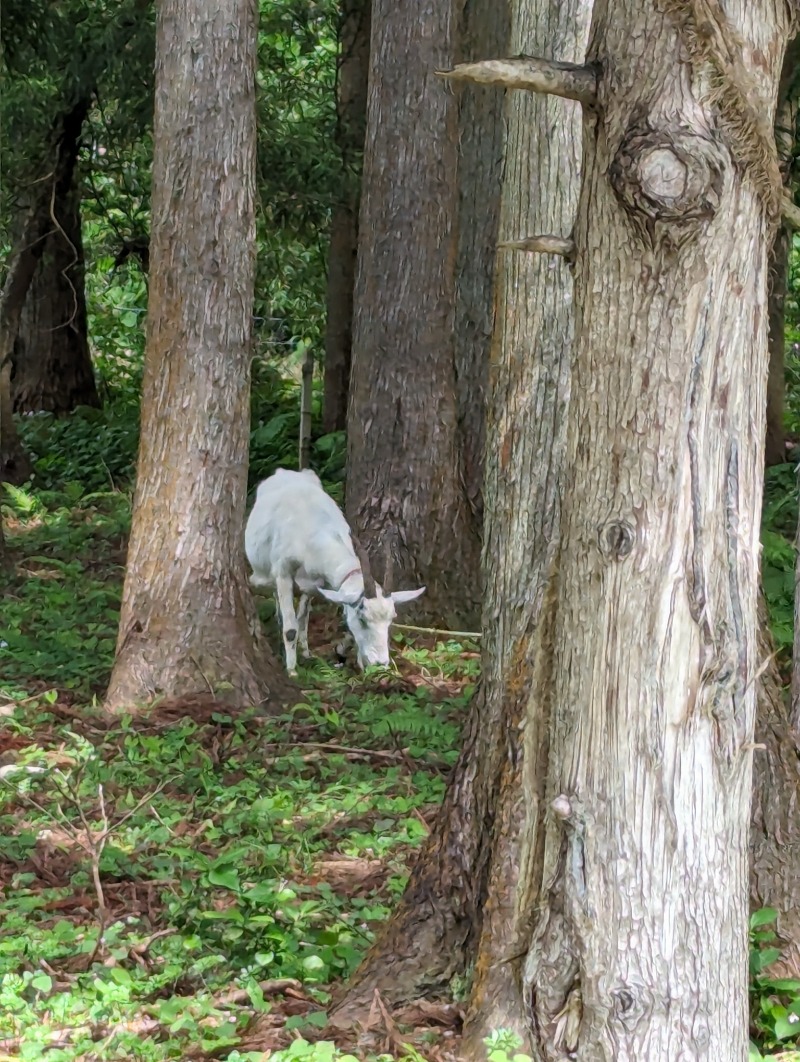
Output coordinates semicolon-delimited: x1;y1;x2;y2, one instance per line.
317;586;347;604
390;587;426;605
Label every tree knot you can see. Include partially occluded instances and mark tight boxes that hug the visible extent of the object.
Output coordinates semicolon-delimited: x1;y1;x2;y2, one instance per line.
598;518;636;562
610;122;726;240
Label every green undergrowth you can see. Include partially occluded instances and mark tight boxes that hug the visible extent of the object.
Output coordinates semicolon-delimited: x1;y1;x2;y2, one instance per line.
3;421;800;1059
0;480;478;1061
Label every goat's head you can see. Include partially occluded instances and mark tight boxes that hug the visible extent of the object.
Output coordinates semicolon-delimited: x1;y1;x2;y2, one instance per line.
317;535;425;668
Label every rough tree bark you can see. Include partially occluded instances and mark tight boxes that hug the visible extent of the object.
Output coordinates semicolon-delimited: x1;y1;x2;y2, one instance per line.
105;0;289;713
452;0;510;523
0;98;90;484
765;37;800;467
340;0;794;1057
322;0;370;435
12;174;100;414
515;0;789;1055
345;0;481;625
330;0;588;1025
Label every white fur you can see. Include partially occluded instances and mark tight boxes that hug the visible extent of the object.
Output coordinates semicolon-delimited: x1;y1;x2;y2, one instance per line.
244;468;425;675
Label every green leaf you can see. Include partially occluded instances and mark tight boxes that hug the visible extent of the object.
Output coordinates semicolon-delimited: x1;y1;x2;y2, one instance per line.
208;863;240;891
751;907;779;929
30;972;52;992
773;1013;800;1040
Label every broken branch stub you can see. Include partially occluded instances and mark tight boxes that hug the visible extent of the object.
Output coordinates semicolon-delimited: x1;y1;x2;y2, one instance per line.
498;235;575;258
436;57;598;107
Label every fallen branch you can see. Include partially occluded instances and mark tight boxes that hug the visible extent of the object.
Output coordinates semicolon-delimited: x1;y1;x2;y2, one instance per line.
215;977;303;1006
436;56;598;106
393;623;482;639
262;741;404;761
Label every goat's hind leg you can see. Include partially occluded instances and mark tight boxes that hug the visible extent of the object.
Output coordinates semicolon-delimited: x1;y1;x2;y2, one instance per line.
275;576;300;676
297;594;313;660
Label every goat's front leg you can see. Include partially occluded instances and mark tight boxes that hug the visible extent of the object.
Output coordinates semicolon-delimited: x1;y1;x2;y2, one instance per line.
275;576;300;676
297;593;312;659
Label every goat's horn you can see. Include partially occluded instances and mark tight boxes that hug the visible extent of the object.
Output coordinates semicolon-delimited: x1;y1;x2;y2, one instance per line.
351;533;377;598
383;538;393;594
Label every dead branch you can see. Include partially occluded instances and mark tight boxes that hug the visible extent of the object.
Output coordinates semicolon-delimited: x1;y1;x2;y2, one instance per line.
262;740;404;760
436;57;598;106
392;622;482;638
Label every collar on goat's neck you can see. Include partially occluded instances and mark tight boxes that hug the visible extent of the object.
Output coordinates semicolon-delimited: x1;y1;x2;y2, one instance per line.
337;567;362;593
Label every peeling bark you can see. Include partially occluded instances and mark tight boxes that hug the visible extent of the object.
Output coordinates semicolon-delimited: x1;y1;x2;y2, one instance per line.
345;0;481;627
105;0;290;714
322;0;370;435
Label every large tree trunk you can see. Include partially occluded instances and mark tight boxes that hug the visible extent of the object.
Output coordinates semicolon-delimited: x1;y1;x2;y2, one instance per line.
12;177;100;414
764;38;800;467
345;0;481;626
322;0;370;435
340;1;793;1058
105;0;289;714
330;0;588;1026
0;97;90;485
516;0;789;1055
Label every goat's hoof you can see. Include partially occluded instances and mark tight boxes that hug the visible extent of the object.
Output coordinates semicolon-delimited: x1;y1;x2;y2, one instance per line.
288;668;298;678
301;650;313;660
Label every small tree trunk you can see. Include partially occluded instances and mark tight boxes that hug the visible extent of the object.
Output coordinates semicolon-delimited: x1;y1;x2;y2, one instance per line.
298;343;313;470
346;0;480;626
12;177;99;414
0;98;90;485
322;0;370;435
105;0;290;714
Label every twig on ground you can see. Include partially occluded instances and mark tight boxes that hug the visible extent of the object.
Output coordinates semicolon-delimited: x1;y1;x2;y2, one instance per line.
393;623;482;639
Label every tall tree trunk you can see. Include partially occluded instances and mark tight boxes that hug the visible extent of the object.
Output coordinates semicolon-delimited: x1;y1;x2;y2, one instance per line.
322;0;370;436
452;0;510;522
330;0;588;1026
345;0;481;626
12;176;99;414
517;0;789;1054
340;0;793;1057
0;97;90;485
764;38;800;467
105;0;289;714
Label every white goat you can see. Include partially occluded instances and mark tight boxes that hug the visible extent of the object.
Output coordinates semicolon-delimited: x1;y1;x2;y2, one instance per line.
244;468;425;675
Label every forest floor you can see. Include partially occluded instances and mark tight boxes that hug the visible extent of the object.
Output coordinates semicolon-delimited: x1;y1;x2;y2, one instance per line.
0;489;478;1061
2;484;800;1062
